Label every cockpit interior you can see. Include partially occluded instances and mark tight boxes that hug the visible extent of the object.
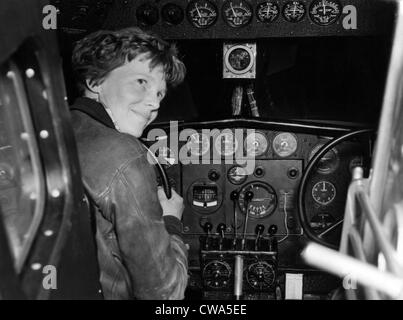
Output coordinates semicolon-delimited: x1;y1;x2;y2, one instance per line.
1;0;403;300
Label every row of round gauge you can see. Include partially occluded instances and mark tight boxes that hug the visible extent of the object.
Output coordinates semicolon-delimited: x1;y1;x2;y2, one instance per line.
136;0;342;28
186;131;298;157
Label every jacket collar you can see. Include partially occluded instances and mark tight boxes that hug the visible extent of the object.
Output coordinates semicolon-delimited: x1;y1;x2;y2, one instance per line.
70;97;115;129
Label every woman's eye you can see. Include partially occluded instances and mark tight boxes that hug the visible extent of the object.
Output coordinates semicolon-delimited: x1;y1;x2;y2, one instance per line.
137;79;147;85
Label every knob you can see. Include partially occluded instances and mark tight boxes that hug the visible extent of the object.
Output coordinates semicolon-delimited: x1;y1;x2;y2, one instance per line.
217;223;226;238
208;170;220;181
245;191;254;202
230;190;240;201
255;224;265;236
203;222;213;234
268;224;278;236
136;4;159;26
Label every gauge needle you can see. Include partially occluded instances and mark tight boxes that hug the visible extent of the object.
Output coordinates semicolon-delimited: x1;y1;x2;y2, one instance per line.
321;182;326;191
230;3;237;17
195;3;202;17
322;2;327;15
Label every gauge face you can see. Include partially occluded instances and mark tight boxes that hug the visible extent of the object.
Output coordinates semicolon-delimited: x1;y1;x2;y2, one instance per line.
238;182;277;218
245;131;268;156
312;181;336;205
186;133;210;156
228;166;248;185
214;132;238;157
203;260;231;289
310;212;335;231
228;47;252;72
136;3;159;26
222;0;253;28
309;143;339;174
272;133;298;157
246;261;275;290
161;3;184;25
309;0;341;26
283;1;306;22
256;1;280;23
187;0;218;28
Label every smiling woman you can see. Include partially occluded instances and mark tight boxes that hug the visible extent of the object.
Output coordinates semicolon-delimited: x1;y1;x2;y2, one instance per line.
69;27;189;300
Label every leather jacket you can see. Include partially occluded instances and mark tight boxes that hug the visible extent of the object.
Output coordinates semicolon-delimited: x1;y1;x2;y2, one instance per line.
70;97;188;300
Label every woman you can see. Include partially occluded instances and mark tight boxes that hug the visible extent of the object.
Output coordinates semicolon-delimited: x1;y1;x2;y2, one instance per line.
70;27;188;300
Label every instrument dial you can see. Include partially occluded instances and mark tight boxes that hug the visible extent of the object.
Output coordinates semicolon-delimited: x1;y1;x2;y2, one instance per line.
161;3;184;25
272;132;298;157
187;0;218;28
309;143;339;174
238;182;277;218
228;165;248;185
245;131;268;156
283;1;306;23
186;132;210;156
309;0;341;26
312;181;336;205
202;260;231;289
214;131;238;157
246;261;276;290
222;0;253;28
256;1;280;23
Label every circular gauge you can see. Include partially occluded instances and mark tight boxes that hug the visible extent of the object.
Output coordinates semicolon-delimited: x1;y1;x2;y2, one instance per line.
283;1;306;23
272;132;298;157
214;131;238;157
161;3;184;25
186;132;210;156
136;3;159;26
228;166;248;185
244;131;268;157
312;181;336;205
187;0;218;28
238;181;277;218
222;0;253;28
225;45;254;75
256;1;280;23
202;260;231;289
310;212;335;231
309;0;341;26
246;261;276;290
309;143;339;174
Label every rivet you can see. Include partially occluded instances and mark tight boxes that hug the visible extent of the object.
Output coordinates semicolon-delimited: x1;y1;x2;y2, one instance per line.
42;90;48;100
183;226;190;232
44;230;54;237
20;132;29;140
25;68;35;78
31;263;42;271
40;130;49;139
51;189;60;198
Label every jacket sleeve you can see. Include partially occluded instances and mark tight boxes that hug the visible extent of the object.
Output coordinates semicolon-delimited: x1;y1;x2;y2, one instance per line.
102;154;188;300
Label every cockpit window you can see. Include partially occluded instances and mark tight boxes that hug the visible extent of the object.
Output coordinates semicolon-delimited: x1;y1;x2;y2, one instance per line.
0;58;46;273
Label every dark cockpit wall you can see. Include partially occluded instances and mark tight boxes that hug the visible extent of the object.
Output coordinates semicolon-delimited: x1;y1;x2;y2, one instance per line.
0;0;101;299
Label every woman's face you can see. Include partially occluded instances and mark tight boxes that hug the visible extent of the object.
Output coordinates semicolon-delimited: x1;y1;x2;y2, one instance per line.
96;53;167;137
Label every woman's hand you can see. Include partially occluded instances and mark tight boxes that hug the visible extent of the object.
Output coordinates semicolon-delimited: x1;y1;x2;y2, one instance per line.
157;186;185;220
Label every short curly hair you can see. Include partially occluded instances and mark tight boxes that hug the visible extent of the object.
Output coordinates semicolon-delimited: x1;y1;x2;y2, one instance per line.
72;27;186;94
